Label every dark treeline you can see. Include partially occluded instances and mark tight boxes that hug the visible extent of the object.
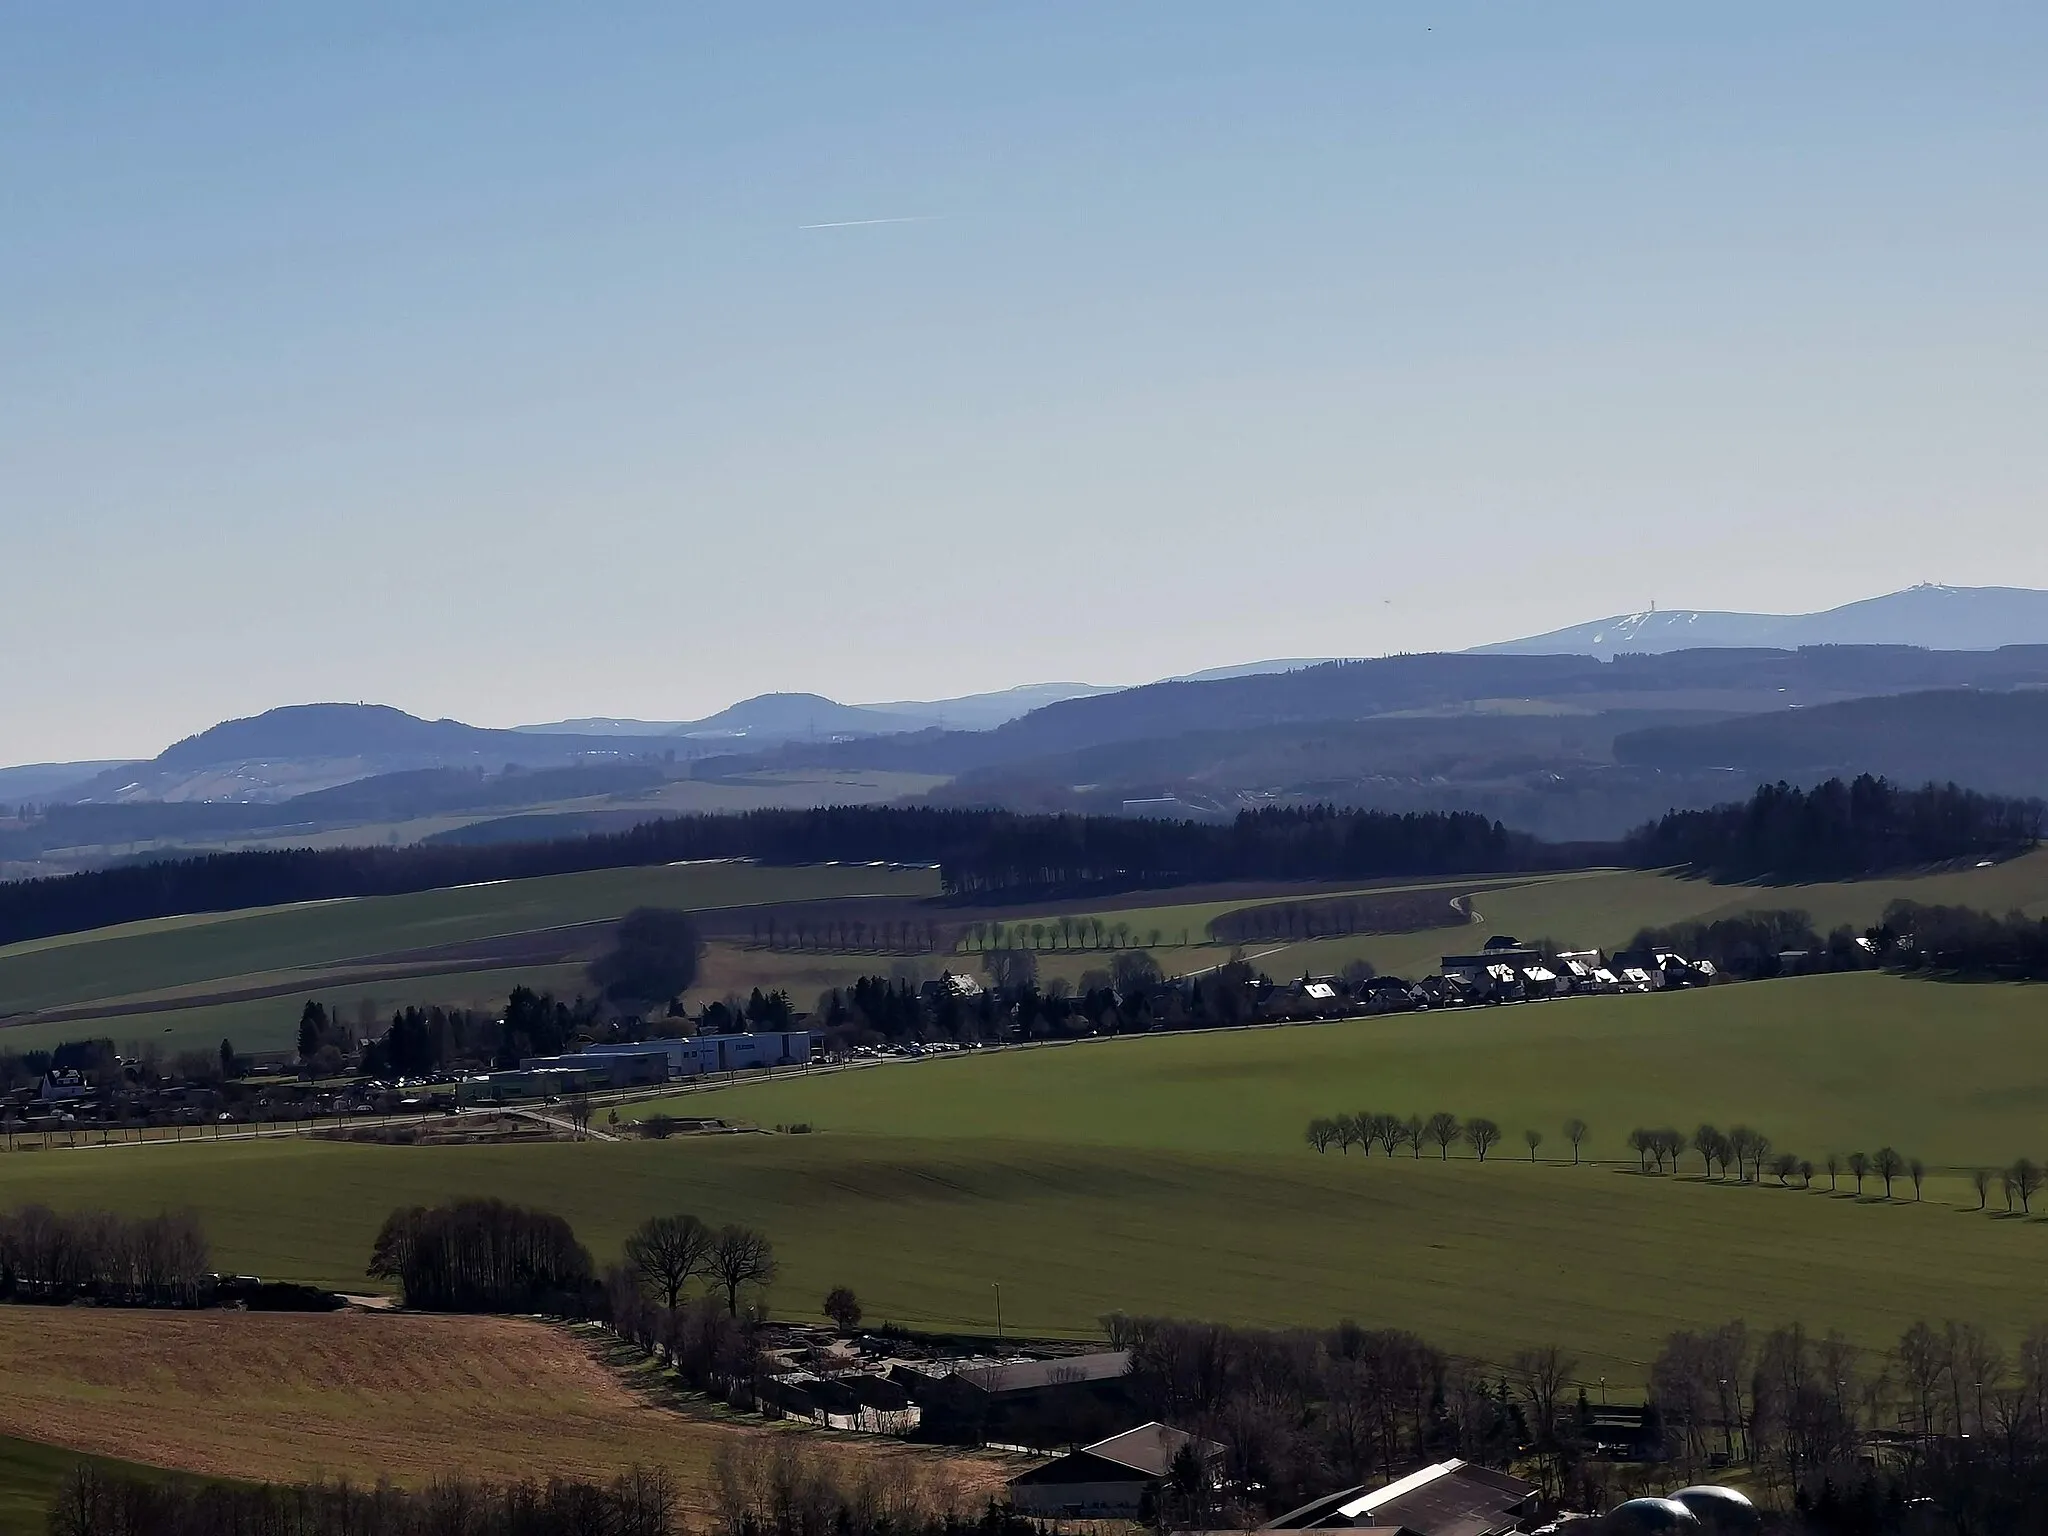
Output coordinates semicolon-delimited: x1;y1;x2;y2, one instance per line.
0;1204;210;1306
1101;1312;1550;1515
1645;1315;2048;1534
353;987;597;1077
1624;909;1874;980
0;804;1545;947
1624;776;2042;880
1104;1310;2048;1532
1881;899;2048;980
605;1277;773;1409
1205;889;1466;946
812;951;1270;1049
47;1454;1042;1536
47;1465;688;1536
367;1199;594;1313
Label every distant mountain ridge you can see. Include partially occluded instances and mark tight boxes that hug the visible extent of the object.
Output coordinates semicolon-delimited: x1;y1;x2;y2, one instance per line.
1473;584;2048;660
65;704;655;804
517;681;1116;740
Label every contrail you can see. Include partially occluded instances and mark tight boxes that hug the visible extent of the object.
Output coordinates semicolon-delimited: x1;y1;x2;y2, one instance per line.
799;215;943;230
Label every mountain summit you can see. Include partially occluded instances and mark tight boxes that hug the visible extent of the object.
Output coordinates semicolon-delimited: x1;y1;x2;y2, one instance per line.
1472;585;2048;660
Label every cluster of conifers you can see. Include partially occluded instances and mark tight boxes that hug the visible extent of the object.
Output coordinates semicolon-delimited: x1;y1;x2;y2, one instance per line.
1302;1112;1595;1163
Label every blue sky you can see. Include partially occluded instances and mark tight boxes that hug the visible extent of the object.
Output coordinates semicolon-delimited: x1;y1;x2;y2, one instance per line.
4;3;2045;763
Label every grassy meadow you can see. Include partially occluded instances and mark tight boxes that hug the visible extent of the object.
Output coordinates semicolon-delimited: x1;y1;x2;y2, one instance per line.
2;971;2045;1381
0;861;940;1052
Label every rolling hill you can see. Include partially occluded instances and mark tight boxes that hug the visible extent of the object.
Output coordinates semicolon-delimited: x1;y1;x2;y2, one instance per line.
1613;687;2048;797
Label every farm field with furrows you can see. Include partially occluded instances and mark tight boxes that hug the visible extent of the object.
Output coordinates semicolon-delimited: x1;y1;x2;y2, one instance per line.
0;1308;1013;1516
5;970;2046;1382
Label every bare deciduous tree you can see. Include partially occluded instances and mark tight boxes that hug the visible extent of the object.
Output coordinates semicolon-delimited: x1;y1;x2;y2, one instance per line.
2012;1158;2043;1215
624;1213;713;1311
708;1223;778;1315
1465;1118;1502;1162
1874;1147;1905;1199
1513;1344;1579;1450
1563;1119;1589;1165
1523;1129;1543;1162
1426;1113;1462;1160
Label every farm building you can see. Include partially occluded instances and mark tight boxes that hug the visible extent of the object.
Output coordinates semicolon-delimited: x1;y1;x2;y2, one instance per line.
1264;1459;1538;1535
1007;1421;1222;1517
761;1370;918;1434
900;1349;1134;1446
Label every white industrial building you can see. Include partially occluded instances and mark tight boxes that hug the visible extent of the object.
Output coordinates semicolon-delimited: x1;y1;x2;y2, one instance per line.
578;1030;812;1077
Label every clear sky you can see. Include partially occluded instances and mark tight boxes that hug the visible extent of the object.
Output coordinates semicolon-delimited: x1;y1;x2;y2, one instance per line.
5;2;2045;765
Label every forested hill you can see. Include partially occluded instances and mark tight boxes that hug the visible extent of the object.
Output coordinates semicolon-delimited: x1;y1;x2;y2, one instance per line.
713;646;2048;779
1613;688;2048;798
0;805;1551;947
1622;777;2043;881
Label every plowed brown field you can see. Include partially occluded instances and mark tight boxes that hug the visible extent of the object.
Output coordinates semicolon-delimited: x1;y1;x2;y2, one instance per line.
0;1309;1015;1510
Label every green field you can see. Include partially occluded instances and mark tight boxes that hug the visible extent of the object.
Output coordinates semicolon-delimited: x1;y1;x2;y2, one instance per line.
636;971;2048;1167
3;971;2044;1382
0;861;940;1051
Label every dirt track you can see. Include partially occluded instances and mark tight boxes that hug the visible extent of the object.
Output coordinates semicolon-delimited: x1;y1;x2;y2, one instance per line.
0;1308;1015;1509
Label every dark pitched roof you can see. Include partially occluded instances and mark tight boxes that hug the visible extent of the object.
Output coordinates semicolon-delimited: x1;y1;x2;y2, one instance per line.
1009;1451;1155;1490
1264;1461;1537;1536
1009;1422;1223;1489
1086;1422;1223;1479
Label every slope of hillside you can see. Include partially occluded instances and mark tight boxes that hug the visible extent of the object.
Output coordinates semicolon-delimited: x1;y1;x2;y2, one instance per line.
1613;688;2048;797
1475;584;2048;659
58;706;663;805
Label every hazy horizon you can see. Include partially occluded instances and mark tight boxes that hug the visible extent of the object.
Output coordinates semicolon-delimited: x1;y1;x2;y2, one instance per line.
8;3;2045;764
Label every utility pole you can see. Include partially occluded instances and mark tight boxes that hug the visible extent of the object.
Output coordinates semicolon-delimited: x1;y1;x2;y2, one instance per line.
993;1283;1004;1343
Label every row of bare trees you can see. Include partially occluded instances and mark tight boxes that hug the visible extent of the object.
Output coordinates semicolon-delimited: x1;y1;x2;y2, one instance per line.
1625;1124;1961;1203
0;1203;209;1305
604;1214;782;1409
752;916;946;954
622;1213;778;1317
1305;1112;1595;1165
965;917;1170;952
47;1451;1042;1536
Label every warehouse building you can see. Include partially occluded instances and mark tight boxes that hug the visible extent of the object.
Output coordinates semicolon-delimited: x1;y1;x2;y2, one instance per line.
585;1030;812;1077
